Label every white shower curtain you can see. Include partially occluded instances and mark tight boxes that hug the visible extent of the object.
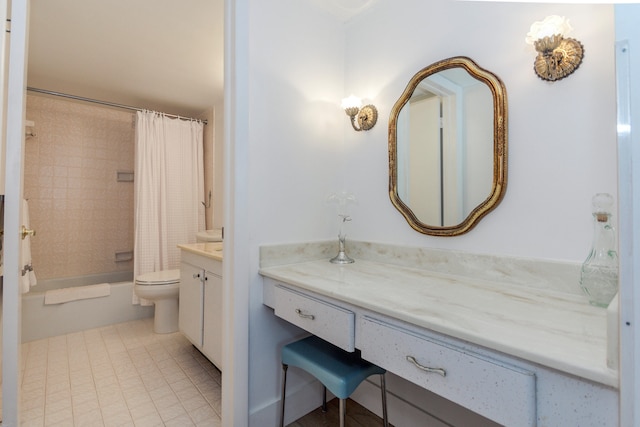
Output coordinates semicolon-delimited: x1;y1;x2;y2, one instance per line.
133;111;205;304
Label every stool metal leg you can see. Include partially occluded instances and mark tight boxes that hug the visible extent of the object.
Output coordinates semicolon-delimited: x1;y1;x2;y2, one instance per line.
280;364;288;427
380;373;389;427
322;386;327;412
339;398;346;427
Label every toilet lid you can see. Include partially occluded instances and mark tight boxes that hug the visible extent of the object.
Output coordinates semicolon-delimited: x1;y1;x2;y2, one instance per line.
135;269;180;285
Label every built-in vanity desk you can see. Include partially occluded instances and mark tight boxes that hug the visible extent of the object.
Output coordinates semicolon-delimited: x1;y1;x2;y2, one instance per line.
178;242;223;370
260;241;618;426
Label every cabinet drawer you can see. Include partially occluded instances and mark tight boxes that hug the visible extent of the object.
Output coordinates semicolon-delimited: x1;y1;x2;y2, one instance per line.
274;286;355;352
359;316;536;426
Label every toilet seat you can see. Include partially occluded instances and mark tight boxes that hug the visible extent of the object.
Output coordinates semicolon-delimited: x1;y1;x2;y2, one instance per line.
135;269;180;286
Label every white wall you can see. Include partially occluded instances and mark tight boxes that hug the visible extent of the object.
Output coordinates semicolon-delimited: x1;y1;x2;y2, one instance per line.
242;0;347;423
232;0;618;425
342;0;616;263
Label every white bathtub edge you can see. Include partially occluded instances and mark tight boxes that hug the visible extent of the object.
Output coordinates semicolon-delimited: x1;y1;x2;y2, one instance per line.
22;281;154;342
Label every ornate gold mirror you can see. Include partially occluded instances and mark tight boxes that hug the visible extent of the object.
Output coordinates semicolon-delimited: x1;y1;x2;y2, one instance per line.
389;56;508;236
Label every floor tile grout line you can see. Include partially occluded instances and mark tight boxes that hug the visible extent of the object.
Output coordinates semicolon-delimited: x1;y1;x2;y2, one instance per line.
17;318;223;426
119;320;163;425
91;324;129;426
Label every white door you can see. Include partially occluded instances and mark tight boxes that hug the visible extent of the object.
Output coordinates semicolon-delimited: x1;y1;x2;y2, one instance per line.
2;0;30;424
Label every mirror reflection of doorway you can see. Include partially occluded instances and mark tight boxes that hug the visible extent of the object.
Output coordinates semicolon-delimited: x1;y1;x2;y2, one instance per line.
408;94;444;225
395;64;496;230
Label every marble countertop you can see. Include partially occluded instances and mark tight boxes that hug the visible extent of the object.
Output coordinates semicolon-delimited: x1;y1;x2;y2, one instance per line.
178;242;223;261
260;258;617;388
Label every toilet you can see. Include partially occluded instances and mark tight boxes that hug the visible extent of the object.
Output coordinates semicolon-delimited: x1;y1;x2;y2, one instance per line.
134;269;180;334
135;229;222;334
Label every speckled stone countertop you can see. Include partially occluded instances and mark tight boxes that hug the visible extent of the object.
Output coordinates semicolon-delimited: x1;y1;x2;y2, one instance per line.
259;241;617;388
178;242;223;261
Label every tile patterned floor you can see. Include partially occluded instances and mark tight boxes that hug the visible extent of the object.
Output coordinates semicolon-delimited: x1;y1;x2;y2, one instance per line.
4;317;386;426
18;318;221;426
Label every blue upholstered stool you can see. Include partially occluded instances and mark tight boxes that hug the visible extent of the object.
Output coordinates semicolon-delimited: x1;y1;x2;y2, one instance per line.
280;335;389;427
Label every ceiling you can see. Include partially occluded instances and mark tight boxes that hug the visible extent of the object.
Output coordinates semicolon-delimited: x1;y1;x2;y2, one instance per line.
25;1;379;119
27;0;224;118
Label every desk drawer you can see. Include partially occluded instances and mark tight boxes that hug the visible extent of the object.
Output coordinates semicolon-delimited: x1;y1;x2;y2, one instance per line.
359;316;536;426
275;285;355;351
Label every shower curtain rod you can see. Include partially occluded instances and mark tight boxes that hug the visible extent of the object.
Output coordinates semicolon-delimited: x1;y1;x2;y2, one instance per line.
26;87;208;125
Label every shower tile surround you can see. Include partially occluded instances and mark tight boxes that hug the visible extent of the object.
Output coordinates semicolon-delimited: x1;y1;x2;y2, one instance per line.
24;95;135;280
260;240;616;386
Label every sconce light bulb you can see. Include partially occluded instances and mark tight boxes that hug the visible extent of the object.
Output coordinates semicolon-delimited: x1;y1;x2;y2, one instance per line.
341;95;362;111
526;15;573;45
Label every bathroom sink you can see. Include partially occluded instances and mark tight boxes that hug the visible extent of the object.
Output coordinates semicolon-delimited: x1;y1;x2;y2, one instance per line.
204;242;223;253
196;229;223;243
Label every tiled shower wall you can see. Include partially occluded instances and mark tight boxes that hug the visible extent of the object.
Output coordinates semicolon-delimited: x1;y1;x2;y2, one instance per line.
24;95;135;281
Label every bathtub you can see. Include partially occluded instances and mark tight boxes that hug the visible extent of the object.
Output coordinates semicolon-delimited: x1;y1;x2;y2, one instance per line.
22;272;154;342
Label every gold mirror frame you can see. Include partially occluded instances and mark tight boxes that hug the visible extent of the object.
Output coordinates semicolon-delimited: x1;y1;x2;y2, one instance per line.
389;56;508;236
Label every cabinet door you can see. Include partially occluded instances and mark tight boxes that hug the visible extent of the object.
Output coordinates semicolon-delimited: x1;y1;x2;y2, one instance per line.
179;263;204;347
203;270;223;369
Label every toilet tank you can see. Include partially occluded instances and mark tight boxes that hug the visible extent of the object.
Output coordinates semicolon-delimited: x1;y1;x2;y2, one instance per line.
196;228;223;243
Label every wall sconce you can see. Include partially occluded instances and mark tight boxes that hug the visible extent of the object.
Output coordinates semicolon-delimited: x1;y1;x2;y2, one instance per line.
525;15;584;82
341;95;378;131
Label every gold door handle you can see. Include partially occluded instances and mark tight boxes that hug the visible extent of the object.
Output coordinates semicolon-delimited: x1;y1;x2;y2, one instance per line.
21;225;36;240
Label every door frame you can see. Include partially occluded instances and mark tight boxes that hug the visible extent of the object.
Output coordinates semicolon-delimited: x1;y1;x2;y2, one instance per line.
2;0;29;424
616;5;640;425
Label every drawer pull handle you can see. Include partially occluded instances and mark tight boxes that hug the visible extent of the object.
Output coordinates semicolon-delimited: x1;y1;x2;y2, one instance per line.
295;309;315;320
406;356;446;377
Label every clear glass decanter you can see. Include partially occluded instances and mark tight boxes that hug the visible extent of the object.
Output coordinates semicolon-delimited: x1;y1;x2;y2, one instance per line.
580;193;619;308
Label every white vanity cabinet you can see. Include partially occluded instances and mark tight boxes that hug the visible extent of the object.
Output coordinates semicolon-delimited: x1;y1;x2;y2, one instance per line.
262;267;619;427
179;247;223;370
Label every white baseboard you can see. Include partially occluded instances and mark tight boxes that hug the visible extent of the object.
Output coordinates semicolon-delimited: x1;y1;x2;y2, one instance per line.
250;378;325;426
